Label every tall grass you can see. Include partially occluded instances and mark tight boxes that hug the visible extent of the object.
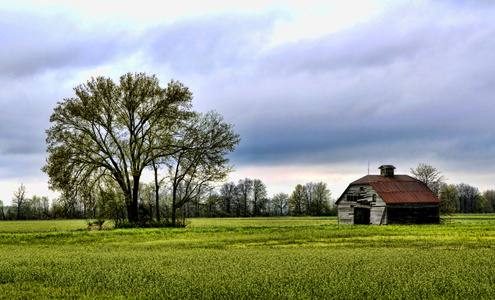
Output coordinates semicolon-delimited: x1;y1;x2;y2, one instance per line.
0;219;92;233
0;216;337;232
1;215;494;299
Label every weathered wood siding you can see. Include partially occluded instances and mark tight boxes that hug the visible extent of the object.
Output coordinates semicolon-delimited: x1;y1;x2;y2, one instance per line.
387;204;440;224
370;205;387;225
337;184;387;225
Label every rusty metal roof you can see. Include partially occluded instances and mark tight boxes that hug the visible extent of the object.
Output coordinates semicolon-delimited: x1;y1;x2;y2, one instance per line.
346;174;440;204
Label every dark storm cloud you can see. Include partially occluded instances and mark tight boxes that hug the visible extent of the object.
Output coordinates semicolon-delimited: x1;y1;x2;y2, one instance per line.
218;2;495;170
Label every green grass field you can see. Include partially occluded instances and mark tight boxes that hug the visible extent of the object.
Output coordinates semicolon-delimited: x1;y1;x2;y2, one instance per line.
1;215;494;299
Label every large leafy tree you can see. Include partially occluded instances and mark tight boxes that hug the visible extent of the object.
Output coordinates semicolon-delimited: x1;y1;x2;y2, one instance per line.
43;73;194;222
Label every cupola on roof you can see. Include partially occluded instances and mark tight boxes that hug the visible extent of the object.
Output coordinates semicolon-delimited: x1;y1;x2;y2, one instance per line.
379;165;396;177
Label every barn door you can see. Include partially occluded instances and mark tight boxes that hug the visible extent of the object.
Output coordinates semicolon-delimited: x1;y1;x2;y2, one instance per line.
354;207;370;225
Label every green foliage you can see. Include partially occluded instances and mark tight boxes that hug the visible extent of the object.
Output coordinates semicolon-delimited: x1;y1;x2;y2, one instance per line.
288;182;332;216
43;73;239;226
289;184;306;215
97;188;126;224
483;189;495;213
114;217;190;229
43;73;195;223
271;192;289;216
85;219;105;230
114;221;139;229
308;182;332;216
439;184;459;215
167;111;240;224
456;183;481;213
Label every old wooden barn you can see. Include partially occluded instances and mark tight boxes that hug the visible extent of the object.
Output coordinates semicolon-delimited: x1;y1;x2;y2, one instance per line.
336;165;440;225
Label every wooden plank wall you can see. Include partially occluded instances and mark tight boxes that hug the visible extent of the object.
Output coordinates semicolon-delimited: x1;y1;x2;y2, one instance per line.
338;184;387;225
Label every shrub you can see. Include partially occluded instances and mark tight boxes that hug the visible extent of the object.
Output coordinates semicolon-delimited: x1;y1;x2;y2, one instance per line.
86;219;106;230
114;221;139;229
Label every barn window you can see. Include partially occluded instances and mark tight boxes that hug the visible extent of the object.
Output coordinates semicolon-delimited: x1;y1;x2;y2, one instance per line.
372;194;376;202
347;195;359;201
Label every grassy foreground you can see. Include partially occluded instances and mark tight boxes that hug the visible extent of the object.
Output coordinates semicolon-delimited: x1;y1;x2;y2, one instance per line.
0;215;494;299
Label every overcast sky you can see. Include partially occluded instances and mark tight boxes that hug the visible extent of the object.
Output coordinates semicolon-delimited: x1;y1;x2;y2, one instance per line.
1;0;494;205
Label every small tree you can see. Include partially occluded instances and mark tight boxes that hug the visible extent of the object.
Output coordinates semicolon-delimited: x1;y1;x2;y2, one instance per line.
410;163;446;196
271;192;289;216
41;196;50;219
237;178;253;216
289;184;306;216
0;200;5;220
29;195;43;219
483;190;495;213
98;187;127;224
204;192;222;217
252;179;268;216
220;182;237;216
455;183;480;214
312;182;332;216
12;184;27;220
439;184;458;215
477;194;494;213
151;161;165;222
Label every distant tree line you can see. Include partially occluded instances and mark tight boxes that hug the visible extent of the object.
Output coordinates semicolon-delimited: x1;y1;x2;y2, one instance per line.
438;184;495;214
3;163;493;222
0;179;336;222
216;180;335;217
0;184;52;220
411;163;495;215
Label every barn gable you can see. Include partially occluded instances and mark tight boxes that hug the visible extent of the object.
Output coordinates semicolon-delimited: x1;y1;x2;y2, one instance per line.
336;165;440;225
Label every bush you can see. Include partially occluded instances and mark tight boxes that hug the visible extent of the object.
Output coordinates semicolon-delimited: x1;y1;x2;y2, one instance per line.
114;221;139;229
154;219;190;228
86;219;106;230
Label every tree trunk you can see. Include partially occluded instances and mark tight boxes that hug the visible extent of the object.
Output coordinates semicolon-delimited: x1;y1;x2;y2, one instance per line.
154;164;161;222
128;178;140;223
172;184;177;226
171;205;177;226
244;197;247;216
